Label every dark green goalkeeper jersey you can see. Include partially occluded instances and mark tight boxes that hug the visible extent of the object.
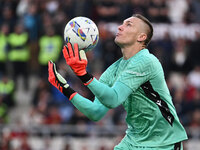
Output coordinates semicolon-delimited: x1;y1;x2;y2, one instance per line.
98;49;187;146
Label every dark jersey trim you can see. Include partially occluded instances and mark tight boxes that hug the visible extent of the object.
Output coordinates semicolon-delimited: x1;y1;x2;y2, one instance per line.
141;81;174;126
78;72;94;85
174;142;181;150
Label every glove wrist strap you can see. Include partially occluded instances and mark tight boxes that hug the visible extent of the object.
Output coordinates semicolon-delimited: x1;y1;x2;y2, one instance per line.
78;72;94;86
63;87;77;100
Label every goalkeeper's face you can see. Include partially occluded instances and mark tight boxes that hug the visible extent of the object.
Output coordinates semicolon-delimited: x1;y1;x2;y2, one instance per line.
115;17;147;47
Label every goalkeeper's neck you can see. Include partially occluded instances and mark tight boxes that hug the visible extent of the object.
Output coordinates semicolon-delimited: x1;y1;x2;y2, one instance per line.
121;43;146;60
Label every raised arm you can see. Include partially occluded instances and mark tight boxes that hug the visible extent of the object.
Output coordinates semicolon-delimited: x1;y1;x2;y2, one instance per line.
62;43;133;108
86;78;132;108
71;95;109;121
48;61;109;121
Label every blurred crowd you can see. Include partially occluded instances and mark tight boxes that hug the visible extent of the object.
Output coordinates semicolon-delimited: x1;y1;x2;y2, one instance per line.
0;0;200;149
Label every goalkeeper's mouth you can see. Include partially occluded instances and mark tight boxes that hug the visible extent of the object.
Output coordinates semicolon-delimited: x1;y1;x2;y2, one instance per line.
116;33;121;37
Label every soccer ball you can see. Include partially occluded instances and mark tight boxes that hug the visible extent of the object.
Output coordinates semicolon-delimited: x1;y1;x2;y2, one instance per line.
64;16;99;52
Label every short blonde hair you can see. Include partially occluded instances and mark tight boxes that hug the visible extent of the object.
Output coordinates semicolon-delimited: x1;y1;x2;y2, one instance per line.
132;14;153;46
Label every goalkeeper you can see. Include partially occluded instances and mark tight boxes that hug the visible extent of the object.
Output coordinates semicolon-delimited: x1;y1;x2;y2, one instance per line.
48;14;187;150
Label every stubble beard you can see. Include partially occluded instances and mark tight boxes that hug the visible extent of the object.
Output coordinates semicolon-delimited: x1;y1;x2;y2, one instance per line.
114;37;123;48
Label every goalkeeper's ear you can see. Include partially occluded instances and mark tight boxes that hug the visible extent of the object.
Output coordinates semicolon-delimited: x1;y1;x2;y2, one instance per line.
79;50;87;61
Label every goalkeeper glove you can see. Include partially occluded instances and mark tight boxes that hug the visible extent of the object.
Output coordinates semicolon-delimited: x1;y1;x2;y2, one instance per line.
48;60;77;100
62;43;94;85
63;43;87;76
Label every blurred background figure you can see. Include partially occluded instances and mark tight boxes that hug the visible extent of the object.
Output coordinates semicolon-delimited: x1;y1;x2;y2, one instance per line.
0;75;15;108
7;23;30;91
0;4;17;32
0;23;9;76
20;1;41;73
95;0;121;22
38;25;62;79
147;0;170;23
0;97;9;124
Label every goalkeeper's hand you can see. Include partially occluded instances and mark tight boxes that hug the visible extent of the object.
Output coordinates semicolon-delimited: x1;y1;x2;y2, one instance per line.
48;60;77;100
62;43;94;85
62;43;88;76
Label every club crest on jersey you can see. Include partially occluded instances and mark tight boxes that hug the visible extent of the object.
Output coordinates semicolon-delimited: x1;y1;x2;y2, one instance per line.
70;21;86;41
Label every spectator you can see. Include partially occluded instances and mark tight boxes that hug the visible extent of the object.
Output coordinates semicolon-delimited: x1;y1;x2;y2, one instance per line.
16;1;41;72
189;0;200;23
7;23;30;90
101;37;121;70
32;78;51;106
71;0;94;19
0;97;9;123
187;65;200;89
69;109;90;137
115;0;132;21
188;31;200;67
21;106;45;126
95;0;121;22
190;109;200;127
190;89;200;110
0;5;17;32
22;2;41;42
0;23;9;75
43;105;62;124
34;89;53;115
147;0;170;23
38;26;62;78
173;88;191;126
170;38;191;73
60;0;75;19
0;75;15;108
44;0;59;15
0;128;12;150
20;134;32;150
149;32;174;76
129;0;148;17
167;0;188;23
53;10;68;36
